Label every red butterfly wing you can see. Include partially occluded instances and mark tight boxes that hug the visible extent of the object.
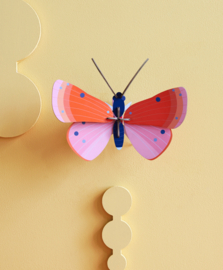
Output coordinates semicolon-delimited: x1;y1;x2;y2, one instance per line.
124;87;187;129
52;80;113;123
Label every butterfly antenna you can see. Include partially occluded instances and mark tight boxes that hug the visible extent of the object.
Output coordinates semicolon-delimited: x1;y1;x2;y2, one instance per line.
91;58;117;97
122;58;149;96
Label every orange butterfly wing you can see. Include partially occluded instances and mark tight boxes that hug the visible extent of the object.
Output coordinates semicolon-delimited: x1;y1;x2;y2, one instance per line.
52;80;113;123
124;87;187;129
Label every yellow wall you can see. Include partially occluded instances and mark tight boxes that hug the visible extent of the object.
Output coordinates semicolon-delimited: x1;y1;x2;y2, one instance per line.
1;0;223;269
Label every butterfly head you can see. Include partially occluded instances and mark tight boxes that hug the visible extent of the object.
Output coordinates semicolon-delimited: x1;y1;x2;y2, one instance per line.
113;92;125;101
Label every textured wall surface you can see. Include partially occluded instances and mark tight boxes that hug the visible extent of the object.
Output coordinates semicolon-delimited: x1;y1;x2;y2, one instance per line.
0;0;223;269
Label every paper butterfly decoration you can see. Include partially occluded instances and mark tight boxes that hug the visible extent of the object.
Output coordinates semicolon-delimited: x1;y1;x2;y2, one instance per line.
52;59;187;161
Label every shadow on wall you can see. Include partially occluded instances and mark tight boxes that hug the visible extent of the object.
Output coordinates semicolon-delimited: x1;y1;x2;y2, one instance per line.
93;192;112;269
0;116;113;269
0;113;120;180
0;116;80;183
78;190;112;270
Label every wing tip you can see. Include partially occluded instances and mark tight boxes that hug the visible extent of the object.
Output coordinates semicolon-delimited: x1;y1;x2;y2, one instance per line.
66;125;90;161
148;129;173;160
174;87;187;128
178;87;187;97
52;79;65;122
53;79;63;90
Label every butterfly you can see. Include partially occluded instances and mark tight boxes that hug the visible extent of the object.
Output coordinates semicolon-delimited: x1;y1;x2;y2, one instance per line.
52;59;187;161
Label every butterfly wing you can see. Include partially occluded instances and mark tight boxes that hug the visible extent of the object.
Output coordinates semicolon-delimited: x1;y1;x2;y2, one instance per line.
67;122;113;161
124;87;187;129
52;80;113;123
125;124;172;160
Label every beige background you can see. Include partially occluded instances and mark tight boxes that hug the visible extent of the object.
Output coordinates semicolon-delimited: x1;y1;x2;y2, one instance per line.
1;0;223;269
0;0;41;137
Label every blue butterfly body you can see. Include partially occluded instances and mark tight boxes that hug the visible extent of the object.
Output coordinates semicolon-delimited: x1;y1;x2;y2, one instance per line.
112;92;126;150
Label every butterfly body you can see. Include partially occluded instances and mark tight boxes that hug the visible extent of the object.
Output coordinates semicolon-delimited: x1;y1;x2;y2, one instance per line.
112;92;125;117
113;121;124;150
111;92;126;150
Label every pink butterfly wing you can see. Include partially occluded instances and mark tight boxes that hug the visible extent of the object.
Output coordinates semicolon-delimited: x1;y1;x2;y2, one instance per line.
67;122;113;161
125;124;172;160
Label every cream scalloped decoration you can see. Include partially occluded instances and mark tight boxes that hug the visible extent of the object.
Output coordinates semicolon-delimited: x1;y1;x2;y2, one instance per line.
0;0;41;137
102;186;132;270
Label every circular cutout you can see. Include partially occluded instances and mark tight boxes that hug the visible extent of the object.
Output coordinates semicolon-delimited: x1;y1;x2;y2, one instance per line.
107;254;126;270
102;186;132;217
102;220;132;250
